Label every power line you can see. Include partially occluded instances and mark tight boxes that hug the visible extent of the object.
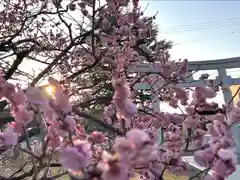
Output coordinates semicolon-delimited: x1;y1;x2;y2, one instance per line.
158;17;240;34
172;31;240;46
160;17;240;31
161;22;240;34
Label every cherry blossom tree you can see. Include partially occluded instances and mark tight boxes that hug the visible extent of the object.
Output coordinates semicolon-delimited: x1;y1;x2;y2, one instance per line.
0;0;238;180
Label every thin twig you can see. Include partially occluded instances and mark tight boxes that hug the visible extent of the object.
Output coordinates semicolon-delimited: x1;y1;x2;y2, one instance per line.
188;167;211;180
91;0;96;57
41;151;54;179
23;127;38;180
228;86;240;105
48;171;68;179
17;145;40;160
159;165;167;180
72;106;124;135
9;162;28;178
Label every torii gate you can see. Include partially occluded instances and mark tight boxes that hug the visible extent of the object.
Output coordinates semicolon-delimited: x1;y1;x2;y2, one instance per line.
130;57;240;179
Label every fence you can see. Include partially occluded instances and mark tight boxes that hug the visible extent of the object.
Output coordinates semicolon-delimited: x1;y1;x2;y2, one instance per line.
130;56;240;179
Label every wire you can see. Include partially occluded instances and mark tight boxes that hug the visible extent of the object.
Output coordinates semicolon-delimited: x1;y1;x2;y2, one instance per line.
158;17;240;34
168;28;240;46
160;17;240;31
161;22;240;34
173;40;199;46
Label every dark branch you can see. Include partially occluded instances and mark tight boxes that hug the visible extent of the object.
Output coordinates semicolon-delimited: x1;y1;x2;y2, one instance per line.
4;50;30;80
72;106;124;135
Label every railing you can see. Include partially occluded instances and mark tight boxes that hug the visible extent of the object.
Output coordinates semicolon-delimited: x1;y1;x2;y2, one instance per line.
130;57;240;179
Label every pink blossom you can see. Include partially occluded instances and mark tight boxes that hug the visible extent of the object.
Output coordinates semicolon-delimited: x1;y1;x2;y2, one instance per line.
112;129;159;168
185;105;195;115
59;140;92;171
126;129;150;145
11;106;34;125
104;105;115;118
144;127;159;142
75;125;87;139
176;59;188;79
24;87;48;105
54;91;72;113
194;148;215;167
163;130;184;151
112;78;131;100
212;120;229;137
2;82;16;98
217;149;237;164
212;159;229;178
89;131;106;143
184;114;200;129
10;90;26;106
134;144;159;164
113;78;137;120
64;115;76;132
48;77;72;113
47;125;62;149
168;160;188;176
168;97;179;108
53;115;76;137
194;86;216;99
211;113;226;123
116;58;126;73
43;105;57;123
113;137;135;154
98;151;129;180
102;162;129;180
207;124;218;137
227;106;240;125
203;175;215;180
0;126;18;147
115;98;137;120
118;25;131;36
10;122;24;134
172;87;188;105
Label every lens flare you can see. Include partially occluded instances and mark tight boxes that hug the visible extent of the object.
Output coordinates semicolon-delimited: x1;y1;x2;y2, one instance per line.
45;85;55;96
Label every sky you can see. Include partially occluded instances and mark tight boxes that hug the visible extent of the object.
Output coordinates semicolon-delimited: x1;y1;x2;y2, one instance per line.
138;0;240;112
140;0;240;61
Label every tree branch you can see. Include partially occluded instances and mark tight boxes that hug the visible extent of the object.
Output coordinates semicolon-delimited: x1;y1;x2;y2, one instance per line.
72;106;124;135
4;50;30;80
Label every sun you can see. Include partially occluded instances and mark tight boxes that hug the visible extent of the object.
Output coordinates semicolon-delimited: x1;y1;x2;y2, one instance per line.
45;85;55;96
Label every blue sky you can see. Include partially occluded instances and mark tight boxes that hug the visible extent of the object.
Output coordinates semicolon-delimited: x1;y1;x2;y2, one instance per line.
140;1;240;61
